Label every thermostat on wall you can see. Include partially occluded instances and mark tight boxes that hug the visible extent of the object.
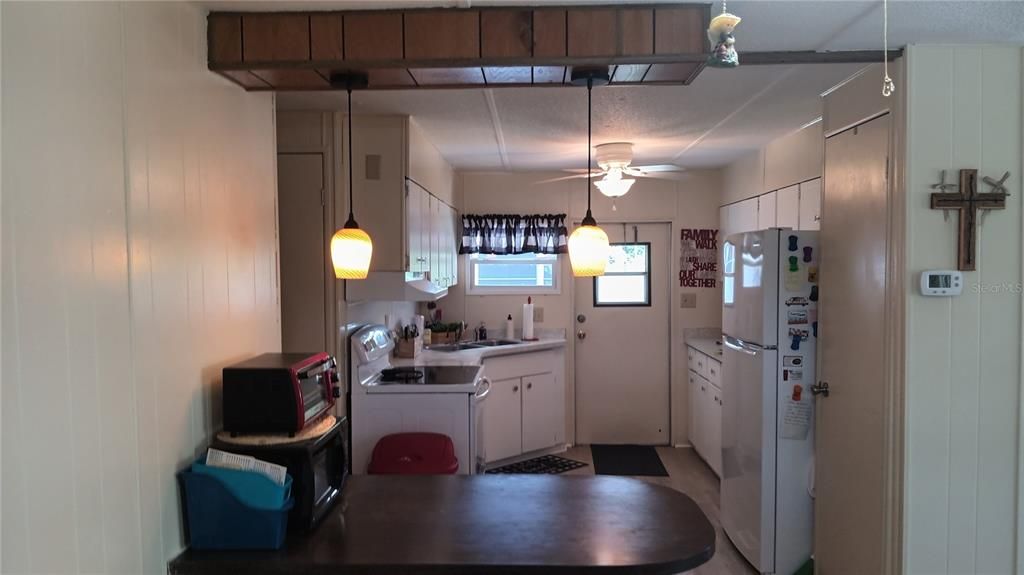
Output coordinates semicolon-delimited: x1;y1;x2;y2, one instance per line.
920;270;963;296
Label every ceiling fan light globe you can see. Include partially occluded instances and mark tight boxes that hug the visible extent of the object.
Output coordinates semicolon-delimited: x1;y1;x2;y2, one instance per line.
595;177;635;198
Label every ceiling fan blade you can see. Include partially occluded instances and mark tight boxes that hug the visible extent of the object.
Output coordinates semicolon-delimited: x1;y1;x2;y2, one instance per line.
535;173;593;184
634;171;691;181
629;164;686;173
562;168;606;175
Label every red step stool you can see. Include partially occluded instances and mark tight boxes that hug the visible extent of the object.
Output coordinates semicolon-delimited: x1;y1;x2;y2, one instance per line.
367;432;459;475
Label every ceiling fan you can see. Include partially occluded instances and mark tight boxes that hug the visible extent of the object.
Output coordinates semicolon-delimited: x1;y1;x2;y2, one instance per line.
541;142;687;198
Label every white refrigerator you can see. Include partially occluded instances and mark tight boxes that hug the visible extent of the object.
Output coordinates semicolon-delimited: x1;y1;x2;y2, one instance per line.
720;229;818;575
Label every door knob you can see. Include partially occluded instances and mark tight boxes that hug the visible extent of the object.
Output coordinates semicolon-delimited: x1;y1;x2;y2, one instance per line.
577;329;586;340
811;381;830;397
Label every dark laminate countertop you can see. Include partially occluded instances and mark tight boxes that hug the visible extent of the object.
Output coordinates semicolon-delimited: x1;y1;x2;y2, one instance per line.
168;474;716;575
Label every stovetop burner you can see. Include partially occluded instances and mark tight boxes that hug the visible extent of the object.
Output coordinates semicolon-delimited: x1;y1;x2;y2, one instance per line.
380;368;424;382
376;365;482;386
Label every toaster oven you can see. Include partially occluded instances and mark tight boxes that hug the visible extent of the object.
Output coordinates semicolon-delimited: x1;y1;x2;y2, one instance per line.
222;353;340;435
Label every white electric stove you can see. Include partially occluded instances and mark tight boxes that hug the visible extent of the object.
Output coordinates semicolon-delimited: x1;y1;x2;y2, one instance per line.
348;324;490;475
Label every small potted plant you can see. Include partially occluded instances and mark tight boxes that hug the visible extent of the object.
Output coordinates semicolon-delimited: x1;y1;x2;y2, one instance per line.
429;322;463;345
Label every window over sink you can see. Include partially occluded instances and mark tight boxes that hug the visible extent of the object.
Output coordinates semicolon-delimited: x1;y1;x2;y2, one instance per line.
466;253;560;295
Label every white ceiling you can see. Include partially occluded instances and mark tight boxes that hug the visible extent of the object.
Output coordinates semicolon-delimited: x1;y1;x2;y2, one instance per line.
279;63;865;170
266;0;1024;171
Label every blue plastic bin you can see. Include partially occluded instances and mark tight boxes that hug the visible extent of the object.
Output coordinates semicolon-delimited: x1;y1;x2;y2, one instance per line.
191;459;292;509
178;460;294;550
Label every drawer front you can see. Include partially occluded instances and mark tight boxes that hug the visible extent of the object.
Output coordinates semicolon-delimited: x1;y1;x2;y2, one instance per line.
695;352;707;378
706;359;721;386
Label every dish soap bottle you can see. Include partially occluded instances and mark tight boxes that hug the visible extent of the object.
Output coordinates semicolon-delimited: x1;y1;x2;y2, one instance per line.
505;314;515;340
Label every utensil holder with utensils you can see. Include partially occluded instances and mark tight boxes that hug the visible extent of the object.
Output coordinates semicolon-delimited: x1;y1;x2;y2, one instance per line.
395;338;422;358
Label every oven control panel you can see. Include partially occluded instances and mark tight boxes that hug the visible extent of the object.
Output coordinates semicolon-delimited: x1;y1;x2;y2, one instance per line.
352;325;395;364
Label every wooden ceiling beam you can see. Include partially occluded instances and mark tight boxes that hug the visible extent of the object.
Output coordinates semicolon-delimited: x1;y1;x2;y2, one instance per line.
208;5;901;92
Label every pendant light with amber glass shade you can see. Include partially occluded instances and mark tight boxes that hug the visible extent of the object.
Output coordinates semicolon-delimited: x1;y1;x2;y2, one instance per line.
330;73;373;279
567;69;610;277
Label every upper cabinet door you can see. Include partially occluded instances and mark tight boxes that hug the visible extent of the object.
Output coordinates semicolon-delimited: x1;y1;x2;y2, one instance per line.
429;194;443;283
757;191;777;230
799;178;822;231
776;184;800;229
732;197;759;236
450;206;460;287
406;181;427;273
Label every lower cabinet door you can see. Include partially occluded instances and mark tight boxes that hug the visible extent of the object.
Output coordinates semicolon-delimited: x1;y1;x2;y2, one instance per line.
484;377;522;463
688;372;701;451
708;382;723;477
522;372;559;453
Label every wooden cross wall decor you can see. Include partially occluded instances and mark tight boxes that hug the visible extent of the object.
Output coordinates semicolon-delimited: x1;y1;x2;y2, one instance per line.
930;169;1008;271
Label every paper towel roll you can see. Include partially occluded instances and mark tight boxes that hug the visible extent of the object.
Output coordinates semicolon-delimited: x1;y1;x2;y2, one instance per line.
522;298;535;340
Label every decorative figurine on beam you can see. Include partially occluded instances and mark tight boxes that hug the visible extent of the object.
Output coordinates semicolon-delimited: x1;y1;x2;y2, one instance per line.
929;169;1011;271
706;1;741;68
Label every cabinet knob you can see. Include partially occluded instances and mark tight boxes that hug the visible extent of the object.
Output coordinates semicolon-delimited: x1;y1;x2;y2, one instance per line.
513;385;519;392
527;382;532;390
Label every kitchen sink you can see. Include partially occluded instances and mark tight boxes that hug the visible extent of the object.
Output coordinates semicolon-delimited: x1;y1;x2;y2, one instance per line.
427;343;481;352
469;339;521;347
427;339;522;352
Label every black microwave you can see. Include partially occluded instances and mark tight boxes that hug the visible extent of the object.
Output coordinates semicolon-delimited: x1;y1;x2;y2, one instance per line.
213;417;348;532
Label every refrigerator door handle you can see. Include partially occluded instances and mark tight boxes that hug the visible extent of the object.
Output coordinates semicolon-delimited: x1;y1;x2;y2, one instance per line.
724;335;761;356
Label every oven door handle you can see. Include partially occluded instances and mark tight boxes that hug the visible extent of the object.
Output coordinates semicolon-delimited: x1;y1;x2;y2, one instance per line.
474;376;492;400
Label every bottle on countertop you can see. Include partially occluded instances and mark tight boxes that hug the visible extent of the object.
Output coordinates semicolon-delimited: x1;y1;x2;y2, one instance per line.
476;322;487;342
505;314;515;340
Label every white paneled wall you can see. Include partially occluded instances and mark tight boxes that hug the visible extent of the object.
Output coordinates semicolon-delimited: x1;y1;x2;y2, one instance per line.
904;45;1023;575
1;3;280;574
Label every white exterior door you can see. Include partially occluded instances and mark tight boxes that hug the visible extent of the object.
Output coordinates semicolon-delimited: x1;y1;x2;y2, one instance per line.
574;223;670;445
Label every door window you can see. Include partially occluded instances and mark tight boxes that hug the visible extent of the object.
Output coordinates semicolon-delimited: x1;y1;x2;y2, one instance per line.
593;243;651;307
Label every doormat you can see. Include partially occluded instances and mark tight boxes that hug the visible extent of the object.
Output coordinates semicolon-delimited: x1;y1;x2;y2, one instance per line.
590;445;669;477
485;455;588;475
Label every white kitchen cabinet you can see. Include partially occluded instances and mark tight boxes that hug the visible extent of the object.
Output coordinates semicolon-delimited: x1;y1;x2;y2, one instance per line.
522;372;562;453
406;180;429;273
687;372;701;454
704;380;723;476
732;197;759;234
484;377;523;462
448;204;459;287
798;178;821;230
757;191;777;230
349;115;457;276
776;184;800;229
688;344;723;477
482;349;566;464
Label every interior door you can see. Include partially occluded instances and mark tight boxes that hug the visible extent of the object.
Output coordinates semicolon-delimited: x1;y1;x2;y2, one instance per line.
277;153;328;353
574;223;670;445
815;114;890;573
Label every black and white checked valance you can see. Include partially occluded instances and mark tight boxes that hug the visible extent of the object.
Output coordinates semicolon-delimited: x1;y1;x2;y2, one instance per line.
460;214;568;255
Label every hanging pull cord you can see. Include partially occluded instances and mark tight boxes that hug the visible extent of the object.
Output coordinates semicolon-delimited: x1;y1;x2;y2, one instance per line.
586;77;593;216
881;0;895;97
